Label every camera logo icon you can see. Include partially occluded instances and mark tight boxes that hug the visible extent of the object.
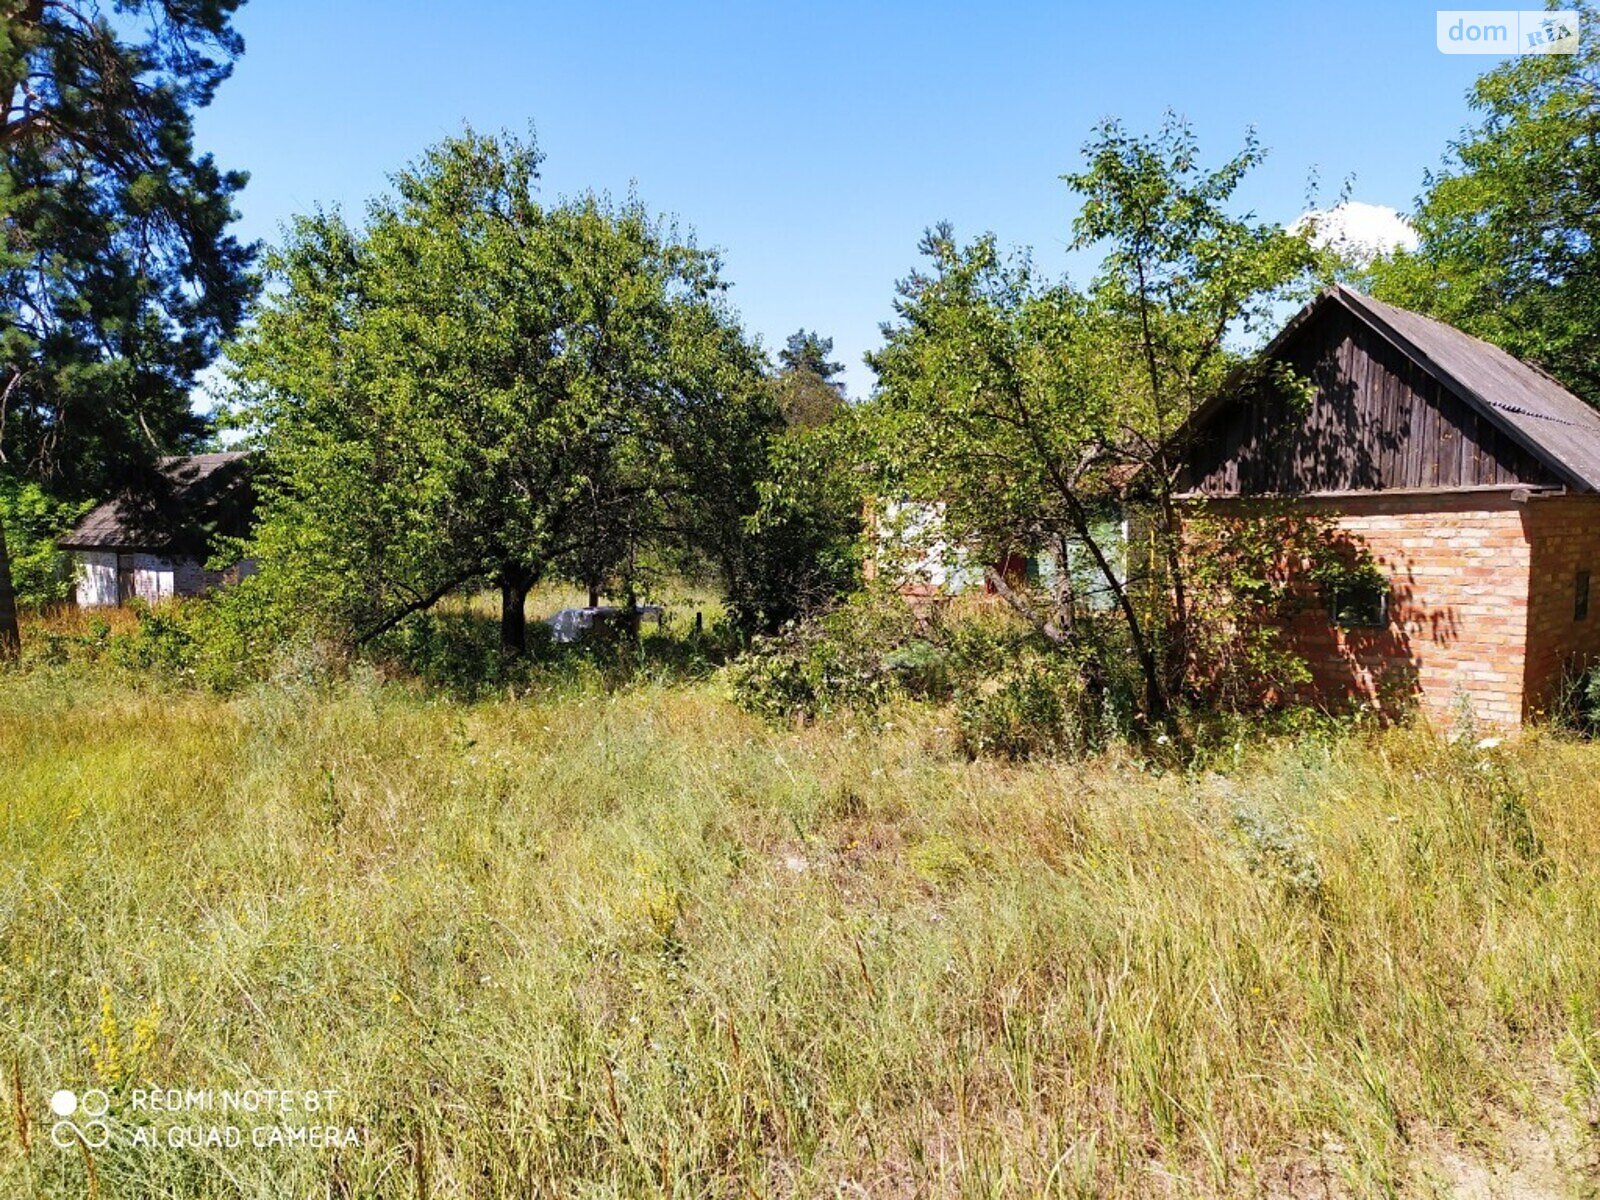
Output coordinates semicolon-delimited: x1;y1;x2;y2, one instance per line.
49;1089;110;1149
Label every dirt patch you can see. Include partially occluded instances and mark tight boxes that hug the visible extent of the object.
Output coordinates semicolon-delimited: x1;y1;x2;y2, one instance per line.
1419;1107;1598;1199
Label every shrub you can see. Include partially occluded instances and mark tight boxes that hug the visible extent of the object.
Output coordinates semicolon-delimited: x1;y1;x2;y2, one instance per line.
0;475;90;610
726;591;1045;721
1182;508;1386;712
956;661;1067;760
106;601;197;674
726;650;821;722
729;592;1145;757
183;574;335;691
881;640;950;699
941;605;1043;678
1228;797;1327;909
724;421;863;633
18;583;344;692
374;609;553;695
953;653;1118;761
1555;659;1600;735
727;600;910;721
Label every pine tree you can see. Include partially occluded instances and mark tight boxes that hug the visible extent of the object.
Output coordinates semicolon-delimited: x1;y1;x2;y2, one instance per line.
0;0;254;654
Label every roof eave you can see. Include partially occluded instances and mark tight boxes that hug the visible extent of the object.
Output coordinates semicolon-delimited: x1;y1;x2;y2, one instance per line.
59;541;176;553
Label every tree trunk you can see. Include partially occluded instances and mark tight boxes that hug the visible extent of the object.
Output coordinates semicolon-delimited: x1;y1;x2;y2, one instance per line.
983;566;1067;644
0;520;18;660
1058;499;1173;733
1156;489;1190;700
1053;533;1077;636
499;569;532;657
621;544;640;641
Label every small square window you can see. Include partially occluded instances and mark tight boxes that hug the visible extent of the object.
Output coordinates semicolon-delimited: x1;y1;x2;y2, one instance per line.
1329;579;1388;629
1576;571;1591;621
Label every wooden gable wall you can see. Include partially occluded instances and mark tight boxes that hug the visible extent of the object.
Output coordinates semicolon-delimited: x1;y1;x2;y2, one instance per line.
1178;304;1560;496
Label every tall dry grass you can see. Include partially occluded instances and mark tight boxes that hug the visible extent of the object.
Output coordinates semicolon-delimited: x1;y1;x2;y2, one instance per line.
0;658;1598;1196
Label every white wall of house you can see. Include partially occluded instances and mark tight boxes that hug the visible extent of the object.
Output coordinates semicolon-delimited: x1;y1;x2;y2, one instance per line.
73;552;252;607
76;551;119;607
89;553;177;606
870;498;1136;606
128;553;177;604
875;500;981;593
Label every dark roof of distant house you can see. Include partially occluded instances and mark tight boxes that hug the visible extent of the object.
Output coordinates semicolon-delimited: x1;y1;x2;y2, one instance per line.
59;452;253;551
1183;285;1600;493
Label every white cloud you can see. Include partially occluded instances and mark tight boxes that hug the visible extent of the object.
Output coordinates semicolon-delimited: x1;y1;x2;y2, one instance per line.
1291;201;1419;263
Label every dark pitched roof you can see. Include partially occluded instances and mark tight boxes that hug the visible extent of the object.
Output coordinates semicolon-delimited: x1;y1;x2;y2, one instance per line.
1330;286;1600;492
1173;286;1600;495
60;452;254;551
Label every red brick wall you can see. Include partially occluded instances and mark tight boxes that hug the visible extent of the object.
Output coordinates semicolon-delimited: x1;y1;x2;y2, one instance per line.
1201;492;1534;727
1520;495;1600;718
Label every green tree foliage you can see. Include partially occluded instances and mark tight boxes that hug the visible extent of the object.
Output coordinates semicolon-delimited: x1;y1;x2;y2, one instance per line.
712;326;862;631
868;119;1323;729
772;328;846;429
0;0;255;653
1368;3;1600;402
0;474;85;609
727;410;864;631
229;130;778;655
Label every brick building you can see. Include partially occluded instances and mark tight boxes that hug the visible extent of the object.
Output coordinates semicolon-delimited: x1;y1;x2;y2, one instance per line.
1176;286;1600;727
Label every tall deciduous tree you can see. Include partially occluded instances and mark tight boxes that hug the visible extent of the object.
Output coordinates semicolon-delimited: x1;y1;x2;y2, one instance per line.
708;326;861;630
0;0;254;655
726;406;864;631
538;197;777;621
869;119;1320;728
231;130;776;655
1368;3;1600;403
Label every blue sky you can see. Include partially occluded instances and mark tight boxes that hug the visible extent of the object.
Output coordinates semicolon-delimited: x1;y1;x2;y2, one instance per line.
194;1;1504;398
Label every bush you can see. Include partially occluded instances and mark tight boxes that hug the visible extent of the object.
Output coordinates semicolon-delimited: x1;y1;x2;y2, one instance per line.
1227;796;1326;909
956;660;1068;760
0;475;90;610
726;651;826;722
727;599;912;721
954;653;1117;761
1556;659;1600;735
881;640;951;698
723;420;863;633
183;574;336;691
1182;509;1384;711
729;592;1138;758
14;582;343;692
106;601;197;674
372;609;555;696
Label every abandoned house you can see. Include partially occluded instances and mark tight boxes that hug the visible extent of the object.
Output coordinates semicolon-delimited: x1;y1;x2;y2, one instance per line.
60;452;257;607
1176;284;1600;727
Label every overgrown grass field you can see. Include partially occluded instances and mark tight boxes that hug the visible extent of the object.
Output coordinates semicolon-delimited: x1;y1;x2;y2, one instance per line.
2;610;1600;1197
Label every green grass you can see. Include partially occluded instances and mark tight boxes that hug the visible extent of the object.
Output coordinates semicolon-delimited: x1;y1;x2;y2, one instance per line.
2;644;1599;1195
